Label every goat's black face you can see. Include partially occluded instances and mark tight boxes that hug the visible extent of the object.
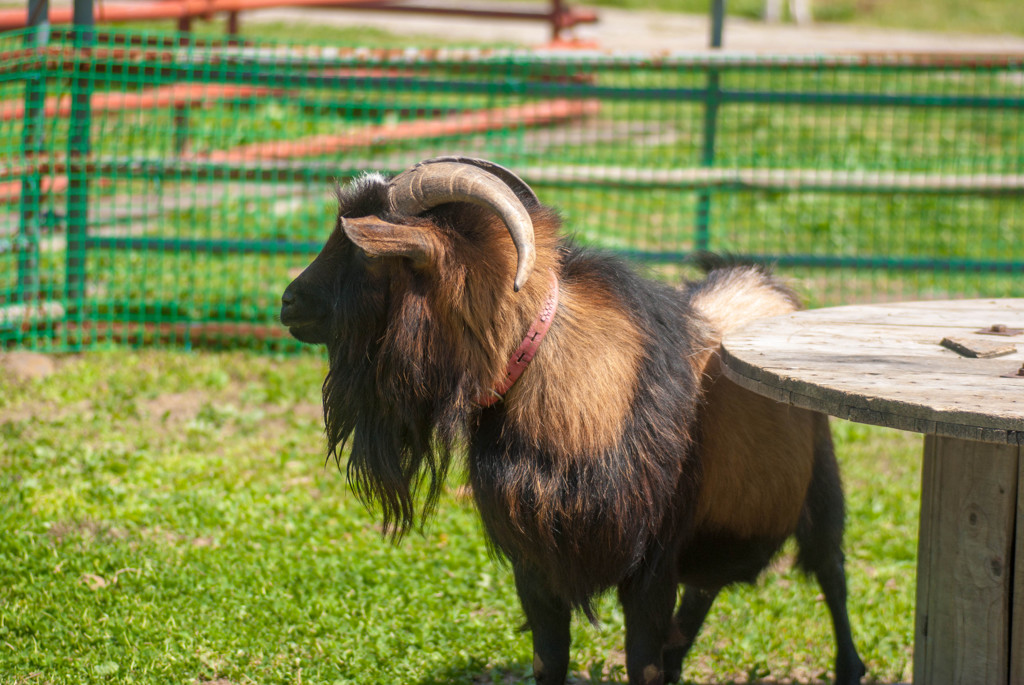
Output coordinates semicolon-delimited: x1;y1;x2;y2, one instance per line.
281;174;393;345
281;221;388;345
281;230;341;344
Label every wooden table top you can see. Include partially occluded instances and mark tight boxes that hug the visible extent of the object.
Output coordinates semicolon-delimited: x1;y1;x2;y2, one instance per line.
720;298;1024;445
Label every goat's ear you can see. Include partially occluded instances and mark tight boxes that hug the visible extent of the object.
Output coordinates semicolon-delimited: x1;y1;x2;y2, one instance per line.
341;216;440;269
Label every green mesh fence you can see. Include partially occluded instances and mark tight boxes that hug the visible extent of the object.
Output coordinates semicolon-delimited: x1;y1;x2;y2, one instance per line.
2;27;1022;351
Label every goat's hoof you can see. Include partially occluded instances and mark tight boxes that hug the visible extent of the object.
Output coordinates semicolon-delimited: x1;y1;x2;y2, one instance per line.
834;655;866;685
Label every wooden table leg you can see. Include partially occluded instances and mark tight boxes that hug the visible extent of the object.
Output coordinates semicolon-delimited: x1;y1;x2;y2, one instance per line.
1014;451;1024;685
914;434;1021;685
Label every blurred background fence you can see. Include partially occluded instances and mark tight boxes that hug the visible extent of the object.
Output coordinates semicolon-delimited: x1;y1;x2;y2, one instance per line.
2;26;1022;351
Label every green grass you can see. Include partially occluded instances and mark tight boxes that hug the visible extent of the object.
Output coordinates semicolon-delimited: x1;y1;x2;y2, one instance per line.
98;0;1024;38
101;19;509;48
540;0;1024;37
1;349;920;684
796;0;1024;36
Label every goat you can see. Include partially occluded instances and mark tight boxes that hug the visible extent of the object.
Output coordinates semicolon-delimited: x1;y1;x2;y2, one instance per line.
280;157;866;685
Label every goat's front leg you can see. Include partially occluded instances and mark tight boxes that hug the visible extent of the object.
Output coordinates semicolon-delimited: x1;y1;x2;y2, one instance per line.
619;569;678;685
514;565;571;684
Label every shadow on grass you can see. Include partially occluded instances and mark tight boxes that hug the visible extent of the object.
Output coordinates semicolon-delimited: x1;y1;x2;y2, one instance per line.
414;661;530;685
417;662;911;685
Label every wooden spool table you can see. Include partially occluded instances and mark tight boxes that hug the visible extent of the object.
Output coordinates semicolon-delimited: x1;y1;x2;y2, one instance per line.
719;298;1024;685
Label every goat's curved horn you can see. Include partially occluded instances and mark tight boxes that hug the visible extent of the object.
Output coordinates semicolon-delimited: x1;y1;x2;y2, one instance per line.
388;160;536;292
415;156;540;206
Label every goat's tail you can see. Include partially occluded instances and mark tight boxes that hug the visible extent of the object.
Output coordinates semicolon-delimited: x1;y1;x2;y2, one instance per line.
686;264;801;339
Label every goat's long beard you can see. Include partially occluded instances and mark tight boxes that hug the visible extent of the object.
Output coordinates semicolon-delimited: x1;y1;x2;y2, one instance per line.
322;321;472;539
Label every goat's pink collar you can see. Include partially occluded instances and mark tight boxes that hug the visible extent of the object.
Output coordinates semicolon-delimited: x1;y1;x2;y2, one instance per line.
477;270;559;408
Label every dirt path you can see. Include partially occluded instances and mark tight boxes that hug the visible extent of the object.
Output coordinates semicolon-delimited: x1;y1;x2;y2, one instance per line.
242;0;1024;53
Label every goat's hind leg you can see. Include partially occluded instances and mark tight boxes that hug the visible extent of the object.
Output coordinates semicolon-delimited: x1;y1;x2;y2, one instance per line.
809;550;866;685
662;585;718;684
795;418;866;685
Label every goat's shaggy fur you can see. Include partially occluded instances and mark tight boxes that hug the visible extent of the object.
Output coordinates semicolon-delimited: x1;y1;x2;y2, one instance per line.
281;164;865;685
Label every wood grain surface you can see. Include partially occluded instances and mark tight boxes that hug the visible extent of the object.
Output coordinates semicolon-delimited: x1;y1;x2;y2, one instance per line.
914;435;1020;685
720;299;1024;445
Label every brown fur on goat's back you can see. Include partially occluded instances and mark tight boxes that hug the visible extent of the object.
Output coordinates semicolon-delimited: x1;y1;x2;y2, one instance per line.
446;204;649;459
505;276;646;458
470;247;705;610
687;267;817;541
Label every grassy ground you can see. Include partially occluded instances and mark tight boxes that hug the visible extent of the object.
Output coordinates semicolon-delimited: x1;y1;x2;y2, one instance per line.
107;0;1024;38
96;0;1024;38
0;349;920;684
551;0;1024;37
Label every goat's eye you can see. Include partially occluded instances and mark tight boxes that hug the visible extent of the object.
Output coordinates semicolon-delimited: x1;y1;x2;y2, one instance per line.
359;252;388;277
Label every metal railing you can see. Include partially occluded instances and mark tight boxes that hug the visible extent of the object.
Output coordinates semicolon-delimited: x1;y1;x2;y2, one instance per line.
1;25;1021;350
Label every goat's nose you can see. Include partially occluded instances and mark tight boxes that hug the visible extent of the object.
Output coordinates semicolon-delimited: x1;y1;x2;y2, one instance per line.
281;290;296;307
